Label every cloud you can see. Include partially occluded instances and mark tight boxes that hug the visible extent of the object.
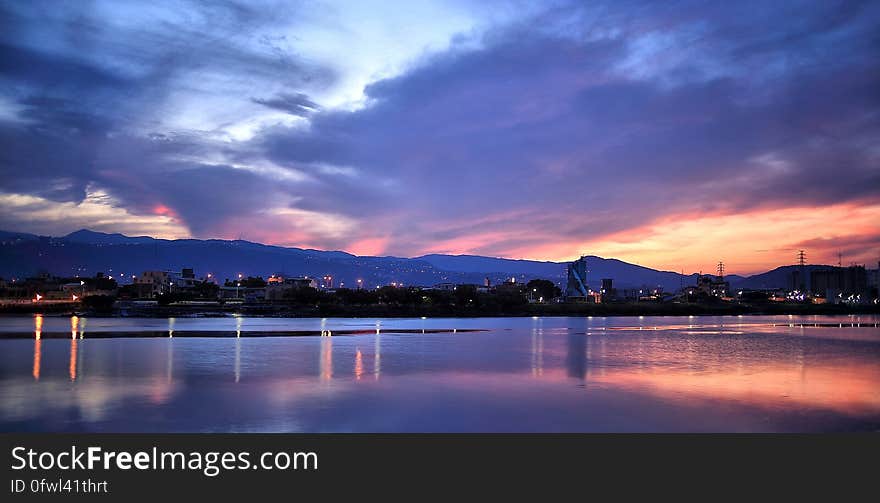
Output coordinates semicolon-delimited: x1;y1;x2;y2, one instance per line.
0;189;189;238
0;0;878;273
0;0;353;245
537;203;880;275
256;0;880;268
252;92;321;117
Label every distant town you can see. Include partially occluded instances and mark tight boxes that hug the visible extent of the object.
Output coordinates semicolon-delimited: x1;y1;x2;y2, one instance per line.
1;249;877;317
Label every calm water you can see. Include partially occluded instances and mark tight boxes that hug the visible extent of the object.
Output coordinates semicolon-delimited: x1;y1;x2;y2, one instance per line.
1;314;879;432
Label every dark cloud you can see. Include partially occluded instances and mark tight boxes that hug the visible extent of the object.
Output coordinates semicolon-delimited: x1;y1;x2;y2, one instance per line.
257;0;880;254
0;0;337;236
0;0;878;263
252;92;320;117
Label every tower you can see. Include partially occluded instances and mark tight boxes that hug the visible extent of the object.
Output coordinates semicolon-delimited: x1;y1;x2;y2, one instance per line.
716;261;724;280
797;250;806;292
565;256;589;299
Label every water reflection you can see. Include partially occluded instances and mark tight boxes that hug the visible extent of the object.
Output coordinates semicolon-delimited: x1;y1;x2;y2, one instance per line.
374;332;381;380
32;314;43;381
69;338;78;381
2;315;879;432
32;341;41;381
355;348;363;380
234;337;241;383
69;317;80;380
320;318;332;337
531;317;543;377
320;335;333;381
589;362;880;416
166;338;173;383
566;333;586;380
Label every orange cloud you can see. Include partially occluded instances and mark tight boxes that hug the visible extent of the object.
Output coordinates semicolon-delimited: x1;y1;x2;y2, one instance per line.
152;204;179;220
503;202;880;275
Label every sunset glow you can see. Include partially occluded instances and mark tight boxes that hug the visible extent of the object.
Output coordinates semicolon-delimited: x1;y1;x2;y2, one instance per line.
0;0;877;274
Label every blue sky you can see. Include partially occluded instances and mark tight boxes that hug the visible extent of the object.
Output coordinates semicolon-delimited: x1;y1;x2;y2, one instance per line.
1;0;878;273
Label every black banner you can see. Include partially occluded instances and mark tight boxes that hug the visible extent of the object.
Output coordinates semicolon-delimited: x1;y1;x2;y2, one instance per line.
2;434;877;500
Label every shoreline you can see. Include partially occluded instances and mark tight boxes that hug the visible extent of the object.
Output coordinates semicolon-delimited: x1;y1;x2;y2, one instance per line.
1;305;878;320
2;319;876;339
1;302;878;318
0;327;488;339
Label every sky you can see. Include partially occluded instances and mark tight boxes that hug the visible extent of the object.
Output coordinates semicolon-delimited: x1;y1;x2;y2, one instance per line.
1;0;878;275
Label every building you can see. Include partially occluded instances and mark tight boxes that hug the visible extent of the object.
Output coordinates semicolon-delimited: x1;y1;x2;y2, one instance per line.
565;256;589;300
790;269;806;293
683;274;729;300
219;285;265;301
131;268;201;297
171;268;199;290
265;276;319;301
493;279;522;295
597;278;618;301
133;271;171;298
698;274;729;297
810;266;868;300
868;262;879;299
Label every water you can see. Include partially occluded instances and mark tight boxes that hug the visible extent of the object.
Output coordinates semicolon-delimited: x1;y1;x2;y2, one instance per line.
1;314;878;432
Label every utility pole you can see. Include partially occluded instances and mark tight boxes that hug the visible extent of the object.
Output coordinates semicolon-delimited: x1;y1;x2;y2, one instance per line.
797;250;806;292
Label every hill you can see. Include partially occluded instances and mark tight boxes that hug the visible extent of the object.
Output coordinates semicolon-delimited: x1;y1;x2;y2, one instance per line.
0;229;770;291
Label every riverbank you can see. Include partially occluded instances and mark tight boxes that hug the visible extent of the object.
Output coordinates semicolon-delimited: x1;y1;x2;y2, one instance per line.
2;301;877;318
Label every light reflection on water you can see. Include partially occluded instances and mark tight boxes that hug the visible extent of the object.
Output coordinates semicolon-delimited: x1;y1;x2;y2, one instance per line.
1;315;878;432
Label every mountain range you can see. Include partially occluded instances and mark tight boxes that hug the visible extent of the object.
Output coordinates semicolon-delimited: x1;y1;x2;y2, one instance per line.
0;229;822;291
